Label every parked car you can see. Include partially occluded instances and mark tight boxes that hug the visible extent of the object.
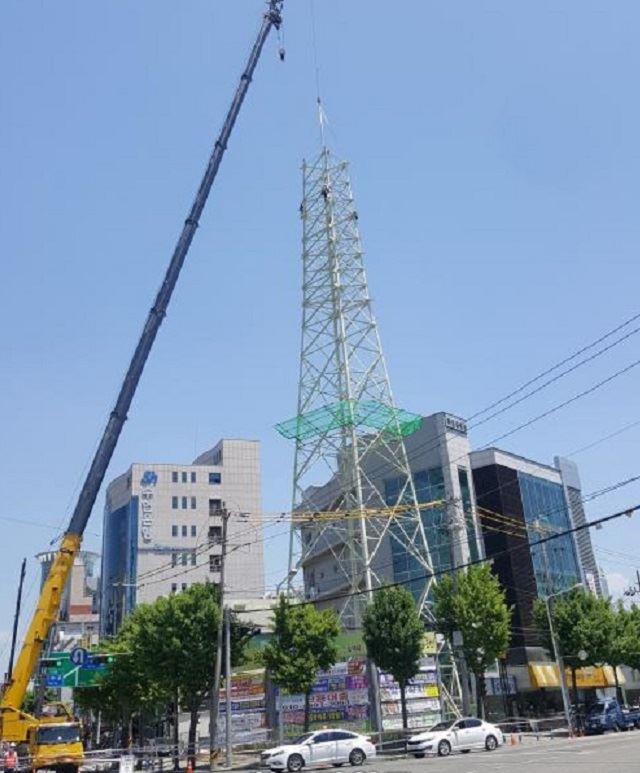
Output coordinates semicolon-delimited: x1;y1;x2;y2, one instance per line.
407;717;504;758
261;729;376;772
584;698;640;734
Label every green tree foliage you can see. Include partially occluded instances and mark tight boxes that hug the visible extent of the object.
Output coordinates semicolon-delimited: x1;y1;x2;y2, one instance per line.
76;584;250;766
362;586;424;731
434;565;512;718
533;587;613;705
262;596;340;731
624;606;640;672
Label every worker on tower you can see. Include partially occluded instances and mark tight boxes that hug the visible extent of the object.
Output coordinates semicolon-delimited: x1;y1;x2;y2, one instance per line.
4;743;18;773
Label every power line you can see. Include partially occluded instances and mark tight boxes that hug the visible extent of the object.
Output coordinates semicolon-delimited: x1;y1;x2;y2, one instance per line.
482;357;640;448
468;309;640;421
565;417;640;458
469;323;640;431
234;501;640;614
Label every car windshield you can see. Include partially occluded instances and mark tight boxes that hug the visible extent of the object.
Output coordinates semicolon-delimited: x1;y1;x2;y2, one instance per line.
429;720;455;732
292;733;314;745
588;702;606;715
37;725;81;745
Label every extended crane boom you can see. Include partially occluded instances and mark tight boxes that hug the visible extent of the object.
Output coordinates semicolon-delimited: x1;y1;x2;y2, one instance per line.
1;2;283;767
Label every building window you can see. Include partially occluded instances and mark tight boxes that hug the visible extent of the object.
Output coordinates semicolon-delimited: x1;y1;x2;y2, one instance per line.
172;553;177;567
182;525;187;537
191;525;197;537
172;471;178;483
171;583;177;594
182;553;187;566
182;496;188;509
191;472;196;483
191;496;197;509
182;471;188;483
191;553;197;566
172;525;178;537
182;583;187;591
209;472;222;485
209;498;222;516
209;526;222;545
172;496;178;509
209;555;222;572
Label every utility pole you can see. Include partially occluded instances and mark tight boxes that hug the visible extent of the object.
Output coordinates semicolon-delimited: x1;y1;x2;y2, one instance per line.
534;518;575;734
447;503;472;715
209;506;230;771
7;558;27;683
224;607;232;769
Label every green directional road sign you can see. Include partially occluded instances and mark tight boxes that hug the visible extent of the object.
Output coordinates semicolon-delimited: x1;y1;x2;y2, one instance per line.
42;652;114;688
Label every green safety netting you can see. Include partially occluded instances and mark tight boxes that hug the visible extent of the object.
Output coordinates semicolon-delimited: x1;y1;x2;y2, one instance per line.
275;400;422;441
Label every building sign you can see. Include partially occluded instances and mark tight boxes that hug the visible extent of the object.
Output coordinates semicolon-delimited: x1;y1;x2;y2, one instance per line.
445;415;467;435
140;470;158;543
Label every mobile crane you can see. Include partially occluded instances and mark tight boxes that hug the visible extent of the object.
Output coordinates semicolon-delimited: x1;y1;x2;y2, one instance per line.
0;2;284;770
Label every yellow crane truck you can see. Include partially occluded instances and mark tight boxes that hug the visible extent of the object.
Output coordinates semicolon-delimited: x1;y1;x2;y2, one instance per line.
0;2;283;769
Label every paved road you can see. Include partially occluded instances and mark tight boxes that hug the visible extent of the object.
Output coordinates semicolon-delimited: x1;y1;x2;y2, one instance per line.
364;732;640;773
247;732;640;773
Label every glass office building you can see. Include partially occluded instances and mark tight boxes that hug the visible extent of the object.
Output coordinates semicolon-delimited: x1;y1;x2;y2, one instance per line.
518;472;581;597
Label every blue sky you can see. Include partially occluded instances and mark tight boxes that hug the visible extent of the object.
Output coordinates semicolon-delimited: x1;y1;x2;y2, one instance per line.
1;0;640;670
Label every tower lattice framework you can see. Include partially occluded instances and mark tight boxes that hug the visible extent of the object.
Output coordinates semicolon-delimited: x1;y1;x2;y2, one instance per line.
278;146;462;715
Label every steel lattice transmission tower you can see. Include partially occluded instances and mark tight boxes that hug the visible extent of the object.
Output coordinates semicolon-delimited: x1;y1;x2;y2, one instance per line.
277;143;462;714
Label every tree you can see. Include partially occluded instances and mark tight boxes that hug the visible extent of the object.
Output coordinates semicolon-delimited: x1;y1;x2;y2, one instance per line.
434;565;512;718
262;596;340;731
604;603;636;702
533;587;613;707
128;583;251;768
362;586;424;732
78;583;250;768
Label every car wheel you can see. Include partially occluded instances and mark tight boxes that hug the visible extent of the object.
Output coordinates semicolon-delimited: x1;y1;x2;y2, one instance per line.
349;748;366;766
485;735;498;751
287;753;304;772
437;740;451;757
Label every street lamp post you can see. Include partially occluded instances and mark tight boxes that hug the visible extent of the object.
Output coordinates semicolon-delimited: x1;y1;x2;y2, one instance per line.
544;583;583;735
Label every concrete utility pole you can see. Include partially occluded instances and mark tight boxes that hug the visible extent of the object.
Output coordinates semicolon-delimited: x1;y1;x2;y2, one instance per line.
209;507;230;770
534;518;580;734
224;607;232;769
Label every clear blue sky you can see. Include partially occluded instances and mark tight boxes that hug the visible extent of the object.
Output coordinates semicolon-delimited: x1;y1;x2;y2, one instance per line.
1;1;639;670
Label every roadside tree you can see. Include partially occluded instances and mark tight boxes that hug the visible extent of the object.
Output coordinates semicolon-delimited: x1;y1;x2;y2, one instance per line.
262;596;340;731
362;586;424;732
533;587;612;706
434;565;511;718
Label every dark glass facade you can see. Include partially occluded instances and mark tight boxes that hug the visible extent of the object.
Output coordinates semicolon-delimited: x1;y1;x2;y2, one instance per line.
473;463;582;659
518;472;581;597
100;496;138;636
385;467;450;601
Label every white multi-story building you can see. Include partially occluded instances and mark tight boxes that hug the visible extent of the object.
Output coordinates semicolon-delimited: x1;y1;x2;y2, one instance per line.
100;439;264;635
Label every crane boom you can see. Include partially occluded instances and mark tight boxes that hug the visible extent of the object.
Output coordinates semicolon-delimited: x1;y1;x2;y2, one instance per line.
2;0;283;726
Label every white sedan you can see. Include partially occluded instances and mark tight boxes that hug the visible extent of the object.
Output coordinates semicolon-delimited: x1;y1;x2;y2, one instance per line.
407;717;504;758
261;729;376;772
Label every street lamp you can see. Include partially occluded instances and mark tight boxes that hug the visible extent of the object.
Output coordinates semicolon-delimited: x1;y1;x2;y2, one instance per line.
544;582;583;734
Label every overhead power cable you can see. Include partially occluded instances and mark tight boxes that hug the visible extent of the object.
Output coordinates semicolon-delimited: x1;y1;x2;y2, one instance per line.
468;309;640;421
234;501;640;614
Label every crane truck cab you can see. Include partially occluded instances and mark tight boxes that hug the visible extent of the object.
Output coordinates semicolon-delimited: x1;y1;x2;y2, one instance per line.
1;703;83;773
26;718;83;773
